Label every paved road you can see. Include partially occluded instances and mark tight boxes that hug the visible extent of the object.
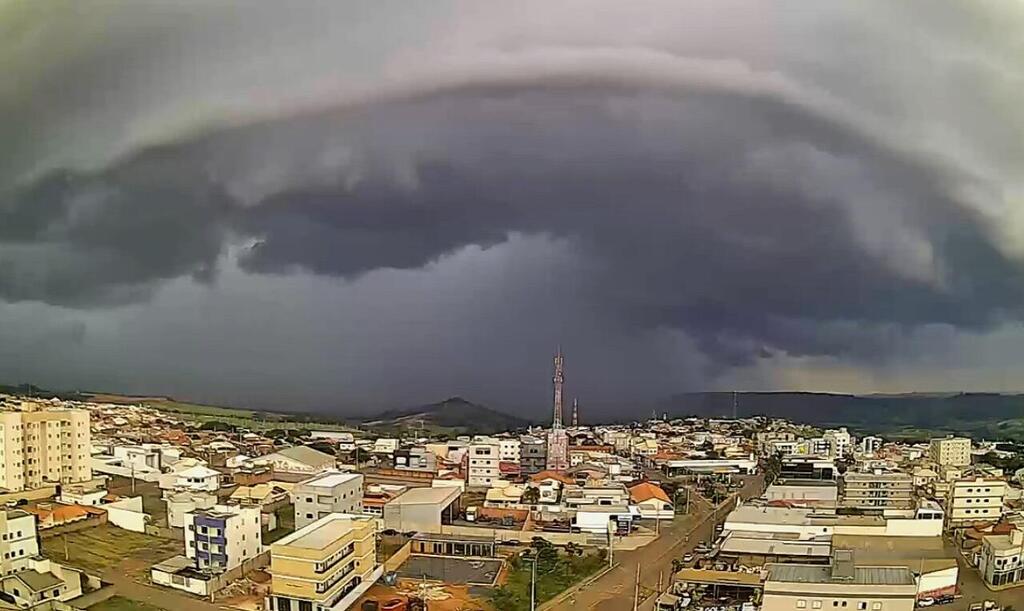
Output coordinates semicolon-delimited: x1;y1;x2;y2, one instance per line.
565;474;765;611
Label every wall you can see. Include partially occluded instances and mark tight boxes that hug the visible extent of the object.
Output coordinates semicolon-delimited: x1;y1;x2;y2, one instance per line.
885;518;943;538
90;459;160;482
384;541;413;572
918;567;958;597
0;485;57;504
38;513;108;539
104;496;148;533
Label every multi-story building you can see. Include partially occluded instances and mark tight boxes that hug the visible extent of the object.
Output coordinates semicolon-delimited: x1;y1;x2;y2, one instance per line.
292;471;364;530
520;435;547;476
0;509;39;575
0;403;91;492
184;505;262;572
467;437;500;488
268;513;380;611
930;436;971;467
840;472;914;510
859;436;883;455
498;438;521;463
979;529;1024;588
823;427;852;459
946;477;1006;528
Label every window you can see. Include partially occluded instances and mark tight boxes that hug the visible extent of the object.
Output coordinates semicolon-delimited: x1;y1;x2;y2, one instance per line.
797;601;807;609
858;604;867;610
813;603;822;610
872;604;882;610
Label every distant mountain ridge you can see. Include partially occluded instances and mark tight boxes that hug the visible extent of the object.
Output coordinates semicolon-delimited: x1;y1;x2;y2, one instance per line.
656;391;1024;439
362;396;532;434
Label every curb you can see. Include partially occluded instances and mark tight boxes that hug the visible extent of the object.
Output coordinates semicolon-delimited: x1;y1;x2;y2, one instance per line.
538;562;621;610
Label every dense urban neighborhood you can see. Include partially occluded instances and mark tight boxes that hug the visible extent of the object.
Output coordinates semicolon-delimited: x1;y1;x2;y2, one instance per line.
3;356;1024;611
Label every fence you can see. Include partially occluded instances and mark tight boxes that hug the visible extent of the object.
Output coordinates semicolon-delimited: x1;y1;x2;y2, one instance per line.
65;584;117;610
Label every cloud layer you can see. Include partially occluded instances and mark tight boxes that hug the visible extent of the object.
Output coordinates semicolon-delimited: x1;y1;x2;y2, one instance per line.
1;1;1023;411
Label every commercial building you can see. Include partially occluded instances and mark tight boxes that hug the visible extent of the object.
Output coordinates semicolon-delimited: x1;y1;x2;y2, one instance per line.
946;477;1006;528
292;471;364;530
840;472;914;510
382;486;461;534
779;457;836;481
0;509;38;575
466;437;500;488
268;513;380;611
979;529;1024;588
184;505;262;572
929;437;971;467
0;403;91;492
520;435;547;476
765;480;839;508
762;551;917;611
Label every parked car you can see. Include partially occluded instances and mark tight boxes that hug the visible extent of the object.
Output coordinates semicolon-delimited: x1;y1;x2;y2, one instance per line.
934;596;954;606
682;553;694;563
916;598;934;608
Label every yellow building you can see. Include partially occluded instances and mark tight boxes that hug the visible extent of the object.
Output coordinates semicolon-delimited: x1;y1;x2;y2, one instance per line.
269;513;380;611
0;402;91;492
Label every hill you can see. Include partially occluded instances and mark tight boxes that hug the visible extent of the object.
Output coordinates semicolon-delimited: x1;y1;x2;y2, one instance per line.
659;391;1024;441
362;396;532;435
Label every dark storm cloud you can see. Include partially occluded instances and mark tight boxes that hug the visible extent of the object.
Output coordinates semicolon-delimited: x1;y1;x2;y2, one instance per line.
1;0;1023;395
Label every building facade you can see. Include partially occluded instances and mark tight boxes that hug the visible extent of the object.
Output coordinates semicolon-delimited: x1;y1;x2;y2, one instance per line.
840;472;914;510
763;553;917;611
498;438;521;463
946;477;1006;528
979;529;1024;588
930;437;971;467
0;405;91;492
269;513;380;611
823;428;852;459
520;436;547;476
292;471;364;530
184;505;262;572
467;438;500;488
0;510;38;575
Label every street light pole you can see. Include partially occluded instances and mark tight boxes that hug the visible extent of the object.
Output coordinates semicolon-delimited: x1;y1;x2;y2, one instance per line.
530;555;537;611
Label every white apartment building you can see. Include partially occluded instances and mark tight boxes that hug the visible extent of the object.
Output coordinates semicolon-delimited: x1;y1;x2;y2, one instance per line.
292;471;364;529
467;438;500;488
0;404;91;492
859;436;883;455
498;438;521;463
946;477;1006;528
0;509;38;574
930;437;971;467
184;505;262;572
823;427;852;459
840;472;914;510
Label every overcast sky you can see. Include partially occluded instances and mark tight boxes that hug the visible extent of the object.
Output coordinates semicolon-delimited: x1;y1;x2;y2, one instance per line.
1;1;1023;417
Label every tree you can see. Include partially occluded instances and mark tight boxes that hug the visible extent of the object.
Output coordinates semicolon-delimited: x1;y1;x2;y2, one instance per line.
521;487;541;505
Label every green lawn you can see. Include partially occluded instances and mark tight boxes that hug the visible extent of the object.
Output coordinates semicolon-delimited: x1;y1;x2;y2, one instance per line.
89;596;166;611
40;525;180;575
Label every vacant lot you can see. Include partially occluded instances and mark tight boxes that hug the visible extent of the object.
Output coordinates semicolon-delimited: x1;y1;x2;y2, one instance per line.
88;596;166;611
40;525;179;575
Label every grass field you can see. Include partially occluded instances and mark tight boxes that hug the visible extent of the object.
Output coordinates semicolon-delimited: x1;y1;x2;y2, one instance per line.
86;393;357;432
40;525;179;575
88;597;166;611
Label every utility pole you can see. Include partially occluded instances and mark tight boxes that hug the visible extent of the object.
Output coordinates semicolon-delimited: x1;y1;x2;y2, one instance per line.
530;555;537;611
607;520;614;568
130;462;136;495
632;562;642;611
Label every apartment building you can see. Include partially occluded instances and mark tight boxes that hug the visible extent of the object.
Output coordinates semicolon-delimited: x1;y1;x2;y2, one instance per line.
467;437;500;488
0;404;91;492
498;438;521;463
393;448;436;474
292;471;364;529
840;472;914;510
859;436;883;455
520;436;547;476
930;436;972;467
0;509;38;575
823;427;852;459
184;505;262;572
268;513;380;611
946;477;1006;528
